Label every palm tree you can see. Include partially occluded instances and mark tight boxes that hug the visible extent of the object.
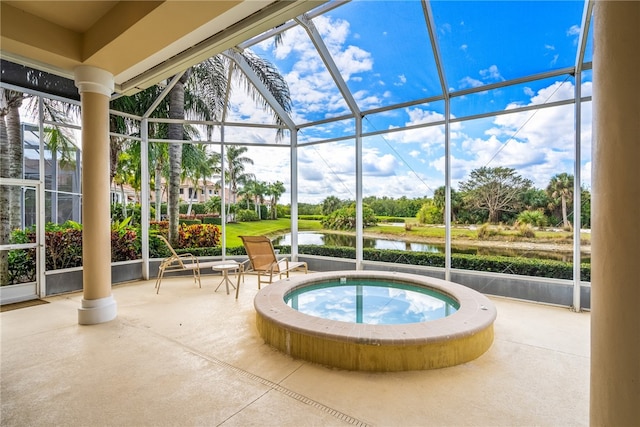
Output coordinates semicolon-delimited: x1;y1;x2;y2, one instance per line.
164;50;291;237
267;181;286;219
167;71;190;244
112;150;136;218
0;89;25;225
254;181;269;219
433;186;461;224
181;144;214;215
151;141;169;221
1;88;83;284
201;150;221;205
225;145;255;221
204;151;222;215
322;196;342;215
1;89;27;285
546;173;574;229
243;180;269;219
237;181;255;211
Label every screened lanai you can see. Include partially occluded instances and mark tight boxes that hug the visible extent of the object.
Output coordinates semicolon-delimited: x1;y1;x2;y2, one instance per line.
104;0;594;310
2;0;594;310
1;1;638;425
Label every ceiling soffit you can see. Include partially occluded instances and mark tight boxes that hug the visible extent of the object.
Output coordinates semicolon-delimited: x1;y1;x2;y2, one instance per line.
0;0;326;95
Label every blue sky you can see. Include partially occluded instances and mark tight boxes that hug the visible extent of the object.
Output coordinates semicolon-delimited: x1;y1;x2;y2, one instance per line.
221;1;593;205
16;2;592;207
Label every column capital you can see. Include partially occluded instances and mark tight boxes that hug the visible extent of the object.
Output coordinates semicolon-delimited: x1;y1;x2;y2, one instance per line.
74;66;114;97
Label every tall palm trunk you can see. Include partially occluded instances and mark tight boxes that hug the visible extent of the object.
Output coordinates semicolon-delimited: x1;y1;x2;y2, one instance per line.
168;89;184;245
6;99;23;231
0;115;10;285
0;90;24;285
561;194;570;229
154;163;163;222
167;72;190;245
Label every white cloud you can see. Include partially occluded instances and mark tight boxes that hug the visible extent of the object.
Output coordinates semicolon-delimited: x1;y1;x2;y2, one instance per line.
394;74;407;86
233;16;593;203
459;76;483;88
526;80;575;105
459;65;504;89
363;150;398;177
439;23;452;35
254;14;374;126
448;80;593;189
479;65;504;82
333;45;374;81
567;25;581;36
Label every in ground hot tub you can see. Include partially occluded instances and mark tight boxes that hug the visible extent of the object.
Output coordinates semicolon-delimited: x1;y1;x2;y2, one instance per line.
254;270;496;371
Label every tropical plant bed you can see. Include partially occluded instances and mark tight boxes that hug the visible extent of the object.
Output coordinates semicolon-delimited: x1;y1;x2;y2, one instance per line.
4;219;590;287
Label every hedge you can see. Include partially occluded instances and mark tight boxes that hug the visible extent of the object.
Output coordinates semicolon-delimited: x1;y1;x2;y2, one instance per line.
5;231;590;285
293;245;591;281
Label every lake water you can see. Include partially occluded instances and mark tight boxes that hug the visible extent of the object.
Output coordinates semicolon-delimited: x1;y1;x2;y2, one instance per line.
273;232;589;263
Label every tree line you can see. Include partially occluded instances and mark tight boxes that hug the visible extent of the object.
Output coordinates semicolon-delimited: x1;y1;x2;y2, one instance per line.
298;167;590;229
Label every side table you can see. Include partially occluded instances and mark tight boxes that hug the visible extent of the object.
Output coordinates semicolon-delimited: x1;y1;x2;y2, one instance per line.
212;261;242;299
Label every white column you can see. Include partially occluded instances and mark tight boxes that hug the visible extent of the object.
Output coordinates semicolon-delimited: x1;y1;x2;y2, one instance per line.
591;1;640;424
74;65;117;325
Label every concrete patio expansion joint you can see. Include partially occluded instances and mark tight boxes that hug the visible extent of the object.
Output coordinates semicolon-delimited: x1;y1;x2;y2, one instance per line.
120;318;371;427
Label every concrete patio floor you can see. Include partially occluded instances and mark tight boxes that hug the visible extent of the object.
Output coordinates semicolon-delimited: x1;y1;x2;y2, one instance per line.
1;271;590;426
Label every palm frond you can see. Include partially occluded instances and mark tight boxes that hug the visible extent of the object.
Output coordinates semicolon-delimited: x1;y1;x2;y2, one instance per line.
227;49;292;141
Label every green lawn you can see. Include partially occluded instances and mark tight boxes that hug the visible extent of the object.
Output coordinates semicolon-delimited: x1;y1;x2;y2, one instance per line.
223;218;323;247
224;219;589;247
370;223;588;243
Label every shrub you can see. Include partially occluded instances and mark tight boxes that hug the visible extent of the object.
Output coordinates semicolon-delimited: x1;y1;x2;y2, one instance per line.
151;223;221;256
201;216;221;225
516;223;536;238
180;203;210;215
321;204;377;230
151;202;167;216
179;218;202;225
46;229;84;270
416;203;441;224
6;220;147;283
7;247;35;284
178;224;220;248
296;245;591;281
517;210;548;228
236;209;259;222
203;197;221;214
7;229;36;284
477;223;499;239
112;204;156;225
111;222;139;262
377;217;406;223
299;215;325;221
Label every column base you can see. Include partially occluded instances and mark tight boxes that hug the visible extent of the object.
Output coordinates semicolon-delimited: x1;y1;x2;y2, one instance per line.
78;295;117;325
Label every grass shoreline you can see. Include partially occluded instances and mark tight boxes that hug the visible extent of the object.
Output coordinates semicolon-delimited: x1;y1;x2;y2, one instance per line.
224;219;590;253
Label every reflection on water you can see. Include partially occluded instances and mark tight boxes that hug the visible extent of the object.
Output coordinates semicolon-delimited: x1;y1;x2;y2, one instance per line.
274;232;589;263
284;280;459;324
